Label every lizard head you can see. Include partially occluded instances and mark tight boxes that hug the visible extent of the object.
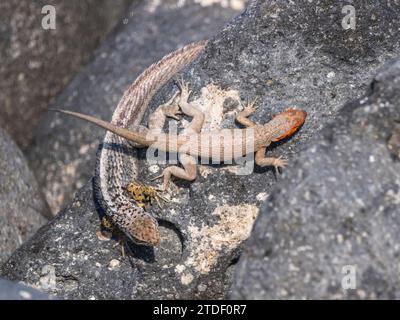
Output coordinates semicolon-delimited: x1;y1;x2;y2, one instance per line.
124;212;161;246
270;108;307;142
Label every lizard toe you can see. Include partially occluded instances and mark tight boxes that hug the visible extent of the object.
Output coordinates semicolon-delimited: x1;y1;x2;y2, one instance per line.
273;156;288;173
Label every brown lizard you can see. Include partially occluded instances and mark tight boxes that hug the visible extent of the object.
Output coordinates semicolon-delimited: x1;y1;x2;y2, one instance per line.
53;41;307;247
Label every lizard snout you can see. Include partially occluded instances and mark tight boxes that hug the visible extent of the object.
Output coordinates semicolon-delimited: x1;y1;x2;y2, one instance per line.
289;108;307;127
127;214;161;246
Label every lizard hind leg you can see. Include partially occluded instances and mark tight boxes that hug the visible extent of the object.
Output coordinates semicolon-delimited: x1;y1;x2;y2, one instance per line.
147;90;182;135
255;147;288;173
152;154;197;191
96;216;123;242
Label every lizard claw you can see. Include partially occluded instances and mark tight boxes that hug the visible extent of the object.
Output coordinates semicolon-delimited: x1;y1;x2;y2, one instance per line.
177;78;191;97
242;98;259;115
151;172;170;191
273;156;288;173
150;173;163;181
161;90;182;120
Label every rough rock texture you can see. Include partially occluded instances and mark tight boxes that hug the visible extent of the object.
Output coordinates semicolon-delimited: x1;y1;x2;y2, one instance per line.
27;0;248;215
0;127;49;265
2;0;400;299
0;0;132;148
231;58;400;300
0;278;54;300
0;182;256;299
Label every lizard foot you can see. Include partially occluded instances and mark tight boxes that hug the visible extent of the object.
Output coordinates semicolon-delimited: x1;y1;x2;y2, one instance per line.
177;78;191;100
96;216;117;241
96;229;112;241
243;98;259;113
272;156;288;173
151;169;175;192
160;90;182;120
163;103;182;121
151;174;168;192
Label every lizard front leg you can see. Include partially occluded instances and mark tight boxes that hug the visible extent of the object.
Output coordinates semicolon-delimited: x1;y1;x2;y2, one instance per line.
177;80;205;135
255;146;288;172
152;153;197;191
236;99;258;128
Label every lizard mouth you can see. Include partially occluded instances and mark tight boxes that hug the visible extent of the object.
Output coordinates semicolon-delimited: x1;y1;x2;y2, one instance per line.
126;233;160;247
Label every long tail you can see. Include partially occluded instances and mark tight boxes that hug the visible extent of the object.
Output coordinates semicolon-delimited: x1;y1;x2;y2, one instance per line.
50;108;154;146
111;40;208;127
51;40;208;146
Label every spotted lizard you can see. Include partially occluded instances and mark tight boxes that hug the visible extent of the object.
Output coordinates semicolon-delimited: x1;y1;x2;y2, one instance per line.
53;41;307;247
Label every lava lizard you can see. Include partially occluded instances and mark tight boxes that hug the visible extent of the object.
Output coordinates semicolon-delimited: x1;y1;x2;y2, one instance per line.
53;41;307;247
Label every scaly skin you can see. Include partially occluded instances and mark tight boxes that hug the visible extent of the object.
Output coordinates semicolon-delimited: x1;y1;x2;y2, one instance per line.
66;41;207;246
55;43;307;246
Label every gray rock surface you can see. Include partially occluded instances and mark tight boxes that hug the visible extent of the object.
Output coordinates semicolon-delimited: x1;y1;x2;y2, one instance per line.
1;0;400;299
27;0;248;215
231;57;400;299
0;0;132;148
0;127;49;265
0;278;54;300
0;182;244;299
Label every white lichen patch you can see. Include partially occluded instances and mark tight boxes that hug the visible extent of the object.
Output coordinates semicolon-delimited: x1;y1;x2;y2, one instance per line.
148;164;160;174
385;189;400;205
256;192;269;202
168;208;177;216
190;84;242;131
38;265;57;291
108;259;121;270
327;71;336;79
184;204;259;274
198;165;215;178
181;272;194;285
175;264;186;274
